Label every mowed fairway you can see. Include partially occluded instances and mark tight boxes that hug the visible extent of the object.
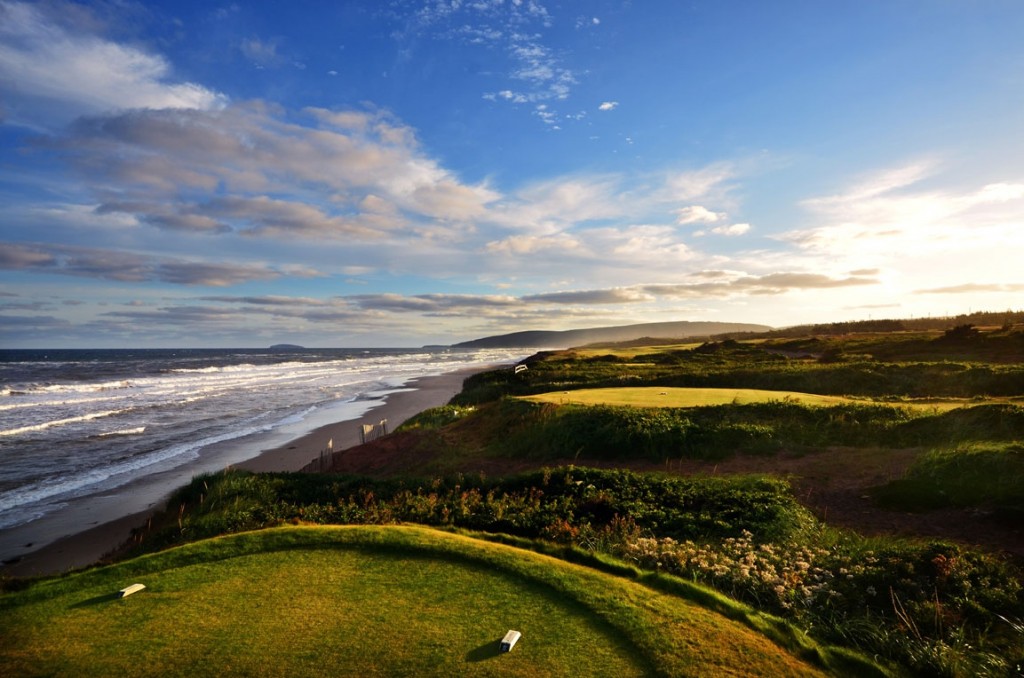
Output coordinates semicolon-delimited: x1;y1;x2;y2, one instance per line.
0;526;828;677
519;387;1022;412
520;387;857;408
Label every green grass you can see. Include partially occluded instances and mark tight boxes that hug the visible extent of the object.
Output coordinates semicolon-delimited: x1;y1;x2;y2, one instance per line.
518;386;1020;412
519;386;860;408
0;526;859;677
454;333;1024;406
569;342;704;358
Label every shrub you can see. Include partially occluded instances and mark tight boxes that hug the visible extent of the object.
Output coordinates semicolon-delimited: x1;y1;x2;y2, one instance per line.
874;442;1024;513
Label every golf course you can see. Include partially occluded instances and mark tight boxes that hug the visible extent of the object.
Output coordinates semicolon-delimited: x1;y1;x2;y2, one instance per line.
4;318;1023;676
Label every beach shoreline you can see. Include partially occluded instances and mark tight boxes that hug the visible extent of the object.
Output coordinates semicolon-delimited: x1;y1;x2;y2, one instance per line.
0;366;492;578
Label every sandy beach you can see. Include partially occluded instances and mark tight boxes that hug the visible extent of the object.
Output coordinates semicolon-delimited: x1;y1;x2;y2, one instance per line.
1;367;488;578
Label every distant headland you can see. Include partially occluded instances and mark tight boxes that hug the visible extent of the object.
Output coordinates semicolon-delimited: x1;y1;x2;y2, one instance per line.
451;320;771;349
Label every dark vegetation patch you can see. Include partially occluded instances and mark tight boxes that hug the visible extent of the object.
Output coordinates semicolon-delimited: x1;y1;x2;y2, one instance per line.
874;442;1024;518
128;466;813;554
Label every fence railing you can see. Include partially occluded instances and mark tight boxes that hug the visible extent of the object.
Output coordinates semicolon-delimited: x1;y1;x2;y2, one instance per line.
301;418;389;472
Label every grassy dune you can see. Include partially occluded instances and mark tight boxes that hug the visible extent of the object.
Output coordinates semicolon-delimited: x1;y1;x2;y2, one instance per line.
0;526;842;677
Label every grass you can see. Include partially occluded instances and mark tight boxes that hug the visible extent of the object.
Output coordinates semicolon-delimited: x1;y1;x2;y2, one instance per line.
98;466;1023;676
519;386;861;408
440;398;1024;464
569;342;704;359
454;332;1024;406
874;441;1024;513
518;386;1023;412
9;324;1022;676
0;525;861;677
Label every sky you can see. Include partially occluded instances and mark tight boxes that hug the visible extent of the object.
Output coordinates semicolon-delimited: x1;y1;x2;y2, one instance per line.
2;1;1023;348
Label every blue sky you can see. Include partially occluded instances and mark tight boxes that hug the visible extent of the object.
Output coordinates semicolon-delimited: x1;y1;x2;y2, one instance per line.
2;0;1023;347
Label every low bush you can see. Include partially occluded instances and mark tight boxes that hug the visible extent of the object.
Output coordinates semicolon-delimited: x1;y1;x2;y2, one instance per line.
618;531;1023;676
874;442;1024;514
398;404;476;430
136;466;812;553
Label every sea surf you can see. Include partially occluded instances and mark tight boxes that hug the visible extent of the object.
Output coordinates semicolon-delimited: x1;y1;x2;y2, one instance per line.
0;347;525;563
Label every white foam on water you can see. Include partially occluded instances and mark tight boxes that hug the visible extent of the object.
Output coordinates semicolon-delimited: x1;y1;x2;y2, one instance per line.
0;415;296;524
95;426;147;438
0;408;133;437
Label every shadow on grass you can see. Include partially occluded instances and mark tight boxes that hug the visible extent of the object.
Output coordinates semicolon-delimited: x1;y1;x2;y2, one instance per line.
69;592;122;608
465;638;501;662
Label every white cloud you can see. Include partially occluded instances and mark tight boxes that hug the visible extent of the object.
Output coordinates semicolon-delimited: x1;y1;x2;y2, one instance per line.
639;272;878;298
590;225;693;259
804;161;936;207
485;90;530;104
598;101;618;111
760;161;1024;314
490;175;626;234
406;0;575;118
240;37;283;68
916;282;1024;295
523;288;652;305
783;163;1024;258
534;104;558;125
0;241;290;286
662;164;736;202
675;205;725;225
485;233;583;255
0;1;226;126
52;104;499;241
711;223;751;236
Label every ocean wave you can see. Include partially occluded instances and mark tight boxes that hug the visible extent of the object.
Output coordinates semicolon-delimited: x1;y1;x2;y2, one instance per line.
0;408;133;437
0;503;69;531
0;421;282;518
273;405;318;427
0;379;135;396
0;394;128;412
95;426;147;438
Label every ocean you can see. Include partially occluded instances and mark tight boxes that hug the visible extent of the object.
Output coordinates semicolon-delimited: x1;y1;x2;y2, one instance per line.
0;347;525;562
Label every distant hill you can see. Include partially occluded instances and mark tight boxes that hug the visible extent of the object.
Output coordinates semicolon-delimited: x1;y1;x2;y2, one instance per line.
452;321;771;349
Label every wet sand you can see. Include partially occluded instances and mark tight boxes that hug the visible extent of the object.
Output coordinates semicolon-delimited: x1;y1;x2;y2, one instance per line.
1;367;488;578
